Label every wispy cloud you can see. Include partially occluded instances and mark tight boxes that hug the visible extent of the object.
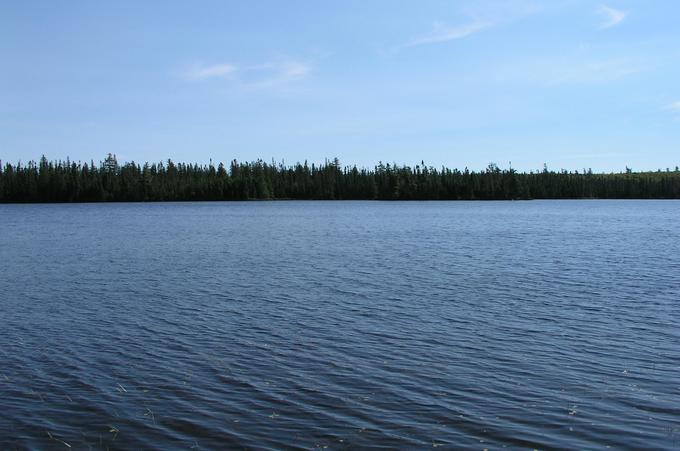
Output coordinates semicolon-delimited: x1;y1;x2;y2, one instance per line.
186;63;237;80
407;20;494;47
666;101;680;112
492;55;639;86
286;61;310;77
242;61;310;87
277;61;310;81
182;60;310;86
598;5;626;29
549;59;637;85
403;1;540;49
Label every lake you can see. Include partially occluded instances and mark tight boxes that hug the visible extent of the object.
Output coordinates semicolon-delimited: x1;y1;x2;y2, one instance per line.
1;201;679;449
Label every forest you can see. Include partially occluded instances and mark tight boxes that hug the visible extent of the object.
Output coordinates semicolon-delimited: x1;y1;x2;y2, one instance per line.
1;154;679;202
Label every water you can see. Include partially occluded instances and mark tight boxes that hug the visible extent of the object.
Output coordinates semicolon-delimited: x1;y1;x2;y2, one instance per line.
1;200;679;450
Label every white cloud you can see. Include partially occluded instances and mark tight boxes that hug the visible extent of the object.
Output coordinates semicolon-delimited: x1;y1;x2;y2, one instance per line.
598;6;626;29
183;60;310;86
186;63;237;80
407;20;494;47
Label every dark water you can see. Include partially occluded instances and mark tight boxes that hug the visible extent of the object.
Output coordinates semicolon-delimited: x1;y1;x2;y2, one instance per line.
1;201;679;450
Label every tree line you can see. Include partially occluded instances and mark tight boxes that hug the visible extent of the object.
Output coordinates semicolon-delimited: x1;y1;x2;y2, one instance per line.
1;154;679;202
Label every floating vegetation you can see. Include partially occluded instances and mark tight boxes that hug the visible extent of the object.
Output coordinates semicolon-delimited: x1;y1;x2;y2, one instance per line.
144;408;155;423
46;431;71;448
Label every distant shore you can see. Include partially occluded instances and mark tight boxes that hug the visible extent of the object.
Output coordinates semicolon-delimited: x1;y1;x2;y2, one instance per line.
1;156;679;202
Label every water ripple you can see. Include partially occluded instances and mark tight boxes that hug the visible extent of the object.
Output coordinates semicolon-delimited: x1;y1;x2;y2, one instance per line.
1;200;679;449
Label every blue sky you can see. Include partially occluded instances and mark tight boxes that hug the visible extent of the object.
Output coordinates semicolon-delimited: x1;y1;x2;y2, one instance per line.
1;0;679;171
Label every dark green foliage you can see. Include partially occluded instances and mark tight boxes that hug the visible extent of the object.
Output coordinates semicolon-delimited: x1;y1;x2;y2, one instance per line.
1;155;679;202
